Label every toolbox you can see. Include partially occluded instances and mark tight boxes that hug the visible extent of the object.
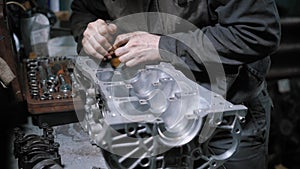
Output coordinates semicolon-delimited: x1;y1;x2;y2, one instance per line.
23;56;82;114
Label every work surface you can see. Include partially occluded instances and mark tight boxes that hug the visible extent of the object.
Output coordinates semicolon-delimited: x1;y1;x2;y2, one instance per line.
8;117;109;169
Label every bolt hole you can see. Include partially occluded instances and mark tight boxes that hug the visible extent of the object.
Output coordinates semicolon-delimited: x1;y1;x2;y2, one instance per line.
152;82;159;86
168;97;175;101
127;127;136;135
139;99;148;105
140;158;150;167
239;117;246;123
215;118;222;125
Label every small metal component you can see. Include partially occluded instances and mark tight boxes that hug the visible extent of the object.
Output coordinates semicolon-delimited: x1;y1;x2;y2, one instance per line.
63;93;69;99
41;80;50;99
38;65;47;83
48;94;54;100
48;84;56;93
40;95;47;101
27;62;38;70
30;86;39;91
29;79;38;86
38;65;51;99
59;74;71;93
28;77;38;83
45;62;57;85
31;91;39;100
56;95;62;99
70;93;76;98
31;89;39;93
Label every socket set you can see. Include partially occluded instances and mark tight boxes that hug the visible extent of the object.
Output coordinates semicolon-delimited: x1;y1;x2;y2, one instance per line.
24;56;80;114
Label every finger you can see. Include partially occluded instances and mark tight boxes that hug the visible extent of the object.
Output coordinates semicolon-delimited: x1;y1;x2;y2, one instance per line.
113;33;132;48
83;26;97;39
86;36;109;57
98;27;111;39
93;20;113;40
107;23;117;34
115;46;129;58
125;58;139;67
85;20;106;36
98;24;116;45
95;19;107;27
82;40;104;60
118;51;134;63
93;34;112;51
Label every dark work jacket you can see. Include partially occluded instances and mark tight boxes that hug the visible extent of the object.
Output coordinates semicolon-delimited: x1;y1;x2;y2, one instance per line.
70;0;281;104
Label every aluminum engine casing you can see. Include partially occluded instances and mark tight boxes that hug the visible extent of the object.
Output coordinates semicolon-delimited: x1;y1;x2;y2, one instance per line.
72;56;247;169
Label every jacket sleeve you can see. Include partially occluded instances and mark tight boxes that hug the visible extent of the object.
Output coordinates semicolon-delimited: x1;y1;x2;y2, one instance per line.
159;0;281;66
70;0;111;53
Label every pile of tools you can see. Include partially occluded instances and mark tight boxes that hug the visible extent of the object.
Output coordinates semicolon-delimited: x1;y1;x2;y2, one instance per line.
13;123;63;169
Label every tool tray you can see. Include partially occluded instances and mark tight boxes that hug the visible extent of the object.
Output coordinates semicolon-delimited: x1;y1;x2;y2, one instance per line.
23;56;80;114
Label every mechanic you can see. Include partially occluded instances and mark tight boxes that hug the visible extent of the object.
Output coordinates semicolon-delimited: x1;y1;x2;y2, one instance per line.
69;0;281;168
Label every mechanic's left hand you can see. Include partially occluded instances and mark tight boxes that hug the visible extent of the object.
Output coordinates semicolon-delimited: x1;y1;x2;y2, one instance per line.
113;31;161;67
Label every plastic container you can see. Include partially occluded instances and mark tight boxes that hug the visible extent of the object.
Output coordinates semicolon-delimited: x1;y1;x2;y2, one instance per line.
47;35;77;57
20;13;50;57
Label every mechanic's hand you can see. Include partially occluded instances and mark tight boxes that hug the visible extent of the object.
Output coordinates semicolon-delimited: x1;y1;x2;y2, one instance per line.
113;31;161;67
82;19;117;60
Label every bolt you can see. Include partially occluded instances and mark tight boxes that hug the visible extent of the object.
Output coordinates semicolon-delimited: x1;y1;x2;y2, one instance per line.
45;63;57;85
38;66;47;83
59;74;71;93
48;84;56;93
41;80;50;98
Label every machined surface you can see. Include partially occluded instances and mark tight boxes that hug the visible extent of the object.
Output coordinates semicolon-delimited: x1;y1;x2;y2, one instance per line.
73;56;247;169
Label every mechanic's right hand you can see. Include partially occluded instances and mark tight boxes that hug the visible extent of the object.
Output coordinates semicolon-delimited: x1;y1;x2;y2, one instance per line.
82;19;117;60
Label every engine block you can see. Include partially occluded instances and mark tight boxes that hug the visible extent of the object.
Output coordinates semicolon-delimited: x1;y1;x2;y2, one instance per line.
72;56;247;169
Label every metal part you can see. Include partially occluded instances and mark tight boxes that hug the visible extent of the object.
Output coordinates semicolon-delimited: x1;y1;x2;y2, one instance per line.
39;65;51;99
41;80;50;99
46;63;58;86
13;124;63;169
73;56;247;169
38;65;47;84
27;61;38;70
59;74;71;93
70;72;80;89
49;84;57;93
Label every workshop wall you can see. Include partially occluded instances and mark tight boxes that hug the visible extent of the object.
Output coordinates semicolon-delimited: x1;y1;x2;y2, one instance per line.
36;0;73;12
275;0;300;17
268;1;300;169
